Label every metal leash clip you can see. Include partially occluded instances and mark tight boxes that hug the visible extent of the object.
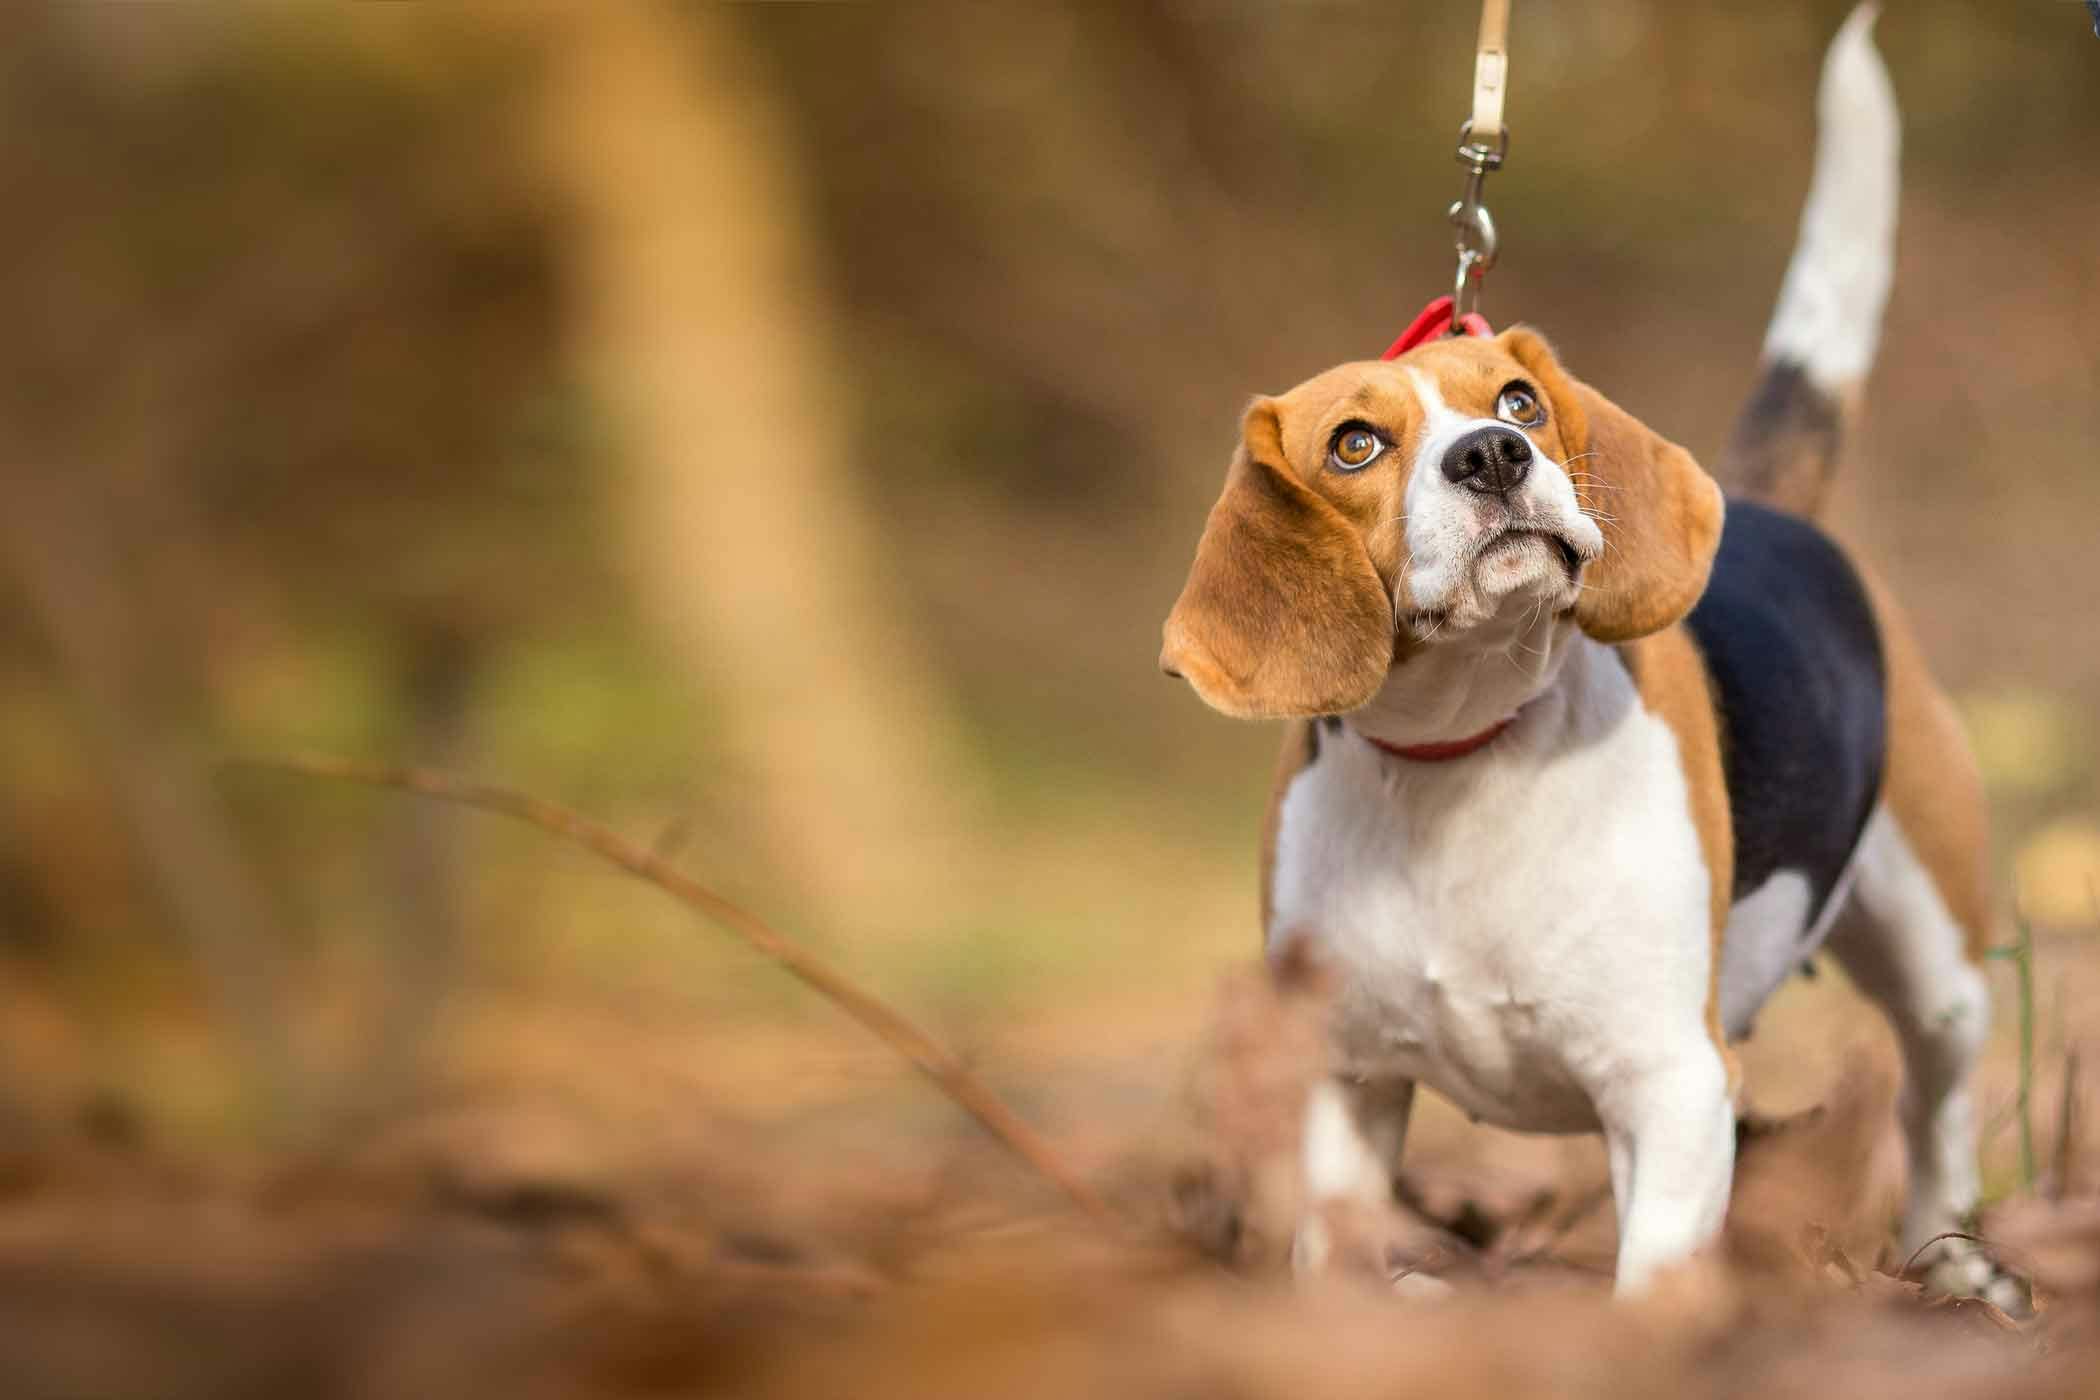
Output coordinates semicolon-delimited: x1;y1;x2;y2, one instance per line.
1447;120;1508;333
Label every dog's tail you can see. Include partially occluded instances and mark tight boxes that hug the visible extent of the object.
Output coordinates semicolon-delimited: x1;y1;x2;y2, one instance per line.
1718;4;1898;520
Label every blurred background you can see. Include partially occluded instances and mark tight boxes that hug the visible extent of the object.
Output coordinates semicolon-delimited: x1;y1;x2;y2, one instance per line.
1;0;2095;1205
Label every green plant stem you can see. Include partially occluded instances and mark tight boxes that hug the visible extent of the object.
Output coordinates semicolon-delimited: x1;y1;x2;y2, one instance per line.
1989;919;2037;1193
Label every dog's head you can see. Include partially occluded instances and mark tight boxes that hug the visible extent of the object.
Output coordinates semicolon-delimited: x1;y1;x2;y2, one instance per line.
1160;329;1724;719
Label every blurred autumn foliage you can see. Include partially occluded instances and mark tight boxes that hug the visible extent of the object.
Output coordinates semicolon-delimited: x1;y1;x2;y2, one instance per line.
0;0;2096;1315
2;3;2100;1392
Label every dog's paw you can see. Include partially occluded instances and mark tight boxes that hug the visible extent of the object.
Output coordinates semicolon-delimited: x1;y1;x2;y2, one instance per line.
1911;1236;2032;1318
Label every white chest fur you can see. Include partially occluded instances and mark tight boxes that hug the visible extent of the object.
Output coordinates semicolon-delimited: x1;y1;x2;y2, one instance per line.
1268;641;1716;1133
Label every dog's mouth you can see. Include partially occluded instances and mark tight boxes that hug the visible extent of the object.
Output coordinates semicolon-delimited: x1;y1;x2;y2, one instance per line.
1399;528;1590;642
1476;527;1589;582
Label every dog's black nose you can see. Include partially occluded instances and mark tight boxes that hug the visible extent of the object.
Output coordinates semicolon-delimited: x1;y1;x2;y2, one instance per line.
1441;425;1533;496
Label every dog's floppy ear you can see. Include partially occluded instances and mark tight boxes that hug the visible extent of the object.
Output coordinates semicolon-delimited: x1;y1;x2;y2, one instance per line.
1502;328;1725;643
1160;399;1394;719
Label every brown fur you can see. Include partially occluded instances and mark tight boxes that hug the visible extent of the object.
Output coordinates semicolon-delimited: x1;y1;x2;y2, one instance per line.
1209;335;1740;1070
1853;566;1996;962
1502;330;1727;643
1171;291;1997;1298
1160;401;1395;719
1164;331;1726;719
1618;626;1741;1084
1203;334;1734;961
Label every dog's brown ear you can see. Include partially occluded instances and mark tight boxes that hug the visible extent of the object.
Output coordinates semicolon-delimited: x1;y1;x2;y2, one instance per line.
1502;329;1725;643
1161;400;1394;719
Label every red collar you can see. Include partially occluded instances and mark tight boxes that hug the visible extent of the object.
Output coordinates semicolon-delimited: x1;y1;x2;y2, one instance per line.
1380;294;1492;360
1361;714;1517;762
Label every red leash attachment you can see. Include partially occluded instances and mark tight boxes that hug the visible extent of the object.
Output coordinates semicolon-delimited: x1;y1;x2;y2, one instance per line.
1385;4;1510;358
1379;294;1492;360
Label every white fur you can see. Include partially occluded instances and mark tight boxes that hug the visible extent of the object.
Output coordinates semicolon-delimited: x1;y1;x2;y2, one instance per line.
1824;809;2021;1310
1395;369;1603;644
1353;368;1600;748
1824;807;1990;1251
1302;1079;1389;1204
1291;1079;1390;1276
1761;4;1899;391
1715;857;1858;1038
1349;594;1577;749
1716;872;1814;1039
1273;8;1944;1301
1273;636;1734;1293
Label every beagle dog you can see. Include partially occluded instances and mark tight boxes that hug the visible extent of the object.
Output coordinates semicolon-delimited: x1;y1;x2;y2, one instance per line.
1162;10;2011;1301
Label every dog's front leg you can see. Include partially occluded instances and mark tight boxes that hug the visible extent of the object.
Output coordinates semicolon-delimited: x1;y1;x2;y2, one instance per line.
1290;1076;1422;1280
1597;1044;1735;1297
1292;1079;1383;1274
1347;1075;1416;1176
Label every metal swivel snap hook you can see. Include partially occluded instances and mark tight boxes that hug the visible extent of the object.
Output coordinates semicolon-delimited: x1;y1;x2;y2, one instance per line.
1447;120;1508;332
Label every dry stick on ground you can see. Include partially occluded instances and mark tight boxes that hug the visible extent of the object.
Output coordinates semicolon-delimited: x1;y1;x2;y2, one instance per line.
232;754;1115;1229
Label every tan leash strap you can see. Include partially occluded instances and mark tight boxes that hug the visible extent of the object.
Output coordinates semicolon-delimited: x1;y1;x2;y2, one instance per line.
1447;0;1511;331
1471;0;1510;145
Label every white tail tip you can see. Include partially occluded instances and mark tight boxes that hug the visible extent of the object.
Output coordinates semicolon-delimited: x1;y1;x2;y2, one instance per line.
1760;3;1900;392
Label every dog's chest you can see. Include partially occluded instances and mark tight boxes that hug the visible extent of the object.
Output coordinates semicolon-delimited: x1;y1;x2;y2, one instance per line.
1268;686;1713;1133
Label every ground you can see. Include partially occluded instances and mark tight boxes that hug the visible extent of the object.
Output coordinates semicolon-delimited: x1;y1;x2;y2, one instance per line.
0;902;2095;1399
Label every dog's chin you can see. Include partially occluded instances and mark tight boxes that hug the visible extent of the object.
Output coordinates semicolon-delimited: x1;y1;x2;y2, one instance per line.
1402;530;1588;641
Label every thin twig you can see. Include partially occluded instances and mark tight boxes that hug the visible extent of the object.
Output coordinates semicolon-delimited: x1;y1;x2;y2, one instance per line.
1898;1230;1988;1282
231;753;1115;1228
1897;1228;2035;1305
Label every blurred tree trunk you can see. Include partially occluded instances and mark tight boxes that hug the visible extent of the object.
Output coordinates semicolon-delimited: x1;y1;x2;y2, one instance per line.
518;0;968;933
0;461;304;1132
0;9;305;1129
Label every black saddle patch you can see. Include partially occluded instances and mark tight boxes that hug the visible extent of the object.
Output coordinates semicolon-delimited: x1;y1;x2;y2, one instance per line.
1684;500;1885;923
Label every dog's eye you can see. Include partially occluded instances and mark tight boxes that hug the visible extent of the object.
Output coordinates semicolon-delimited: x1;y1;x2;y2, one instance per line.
1329;425;1388;471
1496;384;1545;428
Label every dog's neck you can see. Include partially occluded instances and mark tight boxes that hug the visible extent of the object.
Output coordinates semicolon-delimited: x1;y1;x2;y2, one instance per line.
1347;595;1583;750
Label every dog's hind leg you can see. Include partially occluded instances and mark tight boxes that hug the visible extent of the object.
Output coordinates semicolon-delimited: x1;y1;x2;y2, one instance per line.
1824;810;1991;1258
1823;580;2021;1308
